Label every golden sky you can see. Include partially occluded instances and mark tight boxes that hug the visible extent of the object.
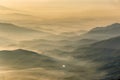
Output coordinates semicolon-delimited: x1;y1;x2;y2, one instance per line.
0;0;120;31
0;0;119;15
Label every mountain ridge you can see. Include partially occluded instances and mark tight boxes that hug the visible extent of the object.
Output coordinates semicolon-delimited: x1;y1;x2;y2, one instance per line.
0;22;50;41
80;23;120;40
91;36;120;49
89;23;120;33
0;49;59;70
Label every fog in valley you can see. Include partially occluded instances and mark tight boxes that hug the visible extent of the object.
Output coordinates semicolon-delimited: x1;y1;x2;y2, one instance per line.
0;0;120;80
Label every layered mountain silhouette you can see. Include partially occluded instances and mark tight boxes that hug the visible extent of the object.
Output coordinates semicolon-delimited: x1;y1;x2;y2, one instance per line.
81;23;120;40
0;23;39;33
7;13;34;17
19;37;77;59
92;36;120;49
0;49;92;80
0;23;49;41
0;49;69;80
0;49;60;70
0;5;41;26
19;23;120;58
0;23;120;80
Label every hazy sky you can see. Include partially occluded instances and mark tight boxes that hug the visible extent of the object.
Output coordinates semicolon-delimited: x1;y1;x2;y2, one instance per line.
0;0;120;31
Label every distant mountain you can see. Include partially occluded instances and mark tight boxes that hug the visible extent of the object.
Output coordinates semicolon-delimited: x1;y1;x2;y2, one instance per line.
8;13;34;17
19;38;73;54
0;23;48;41
91;36;120;49
0;5;42;27
1;12;36;21
19;31;96;57
81;23;120;40
89;23;120;34
0;49;59;70
0;23;38;32
0;23;42;32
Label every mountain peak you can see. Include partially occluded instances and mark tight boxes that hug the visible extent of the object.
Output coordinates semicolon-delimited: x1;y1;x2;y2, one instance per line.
110;23;120;26
0;22;39;33
0;49;44;58
107;23;120;28
81;23;120;40
88;23;120;33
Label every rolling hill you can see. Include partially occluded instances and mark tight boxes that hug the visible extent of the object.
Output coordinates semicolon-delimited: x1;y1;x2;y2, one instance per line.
0;49;59;70
80;23;120;40
0;23;49;41
0;49;97;80
0;49;69;80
